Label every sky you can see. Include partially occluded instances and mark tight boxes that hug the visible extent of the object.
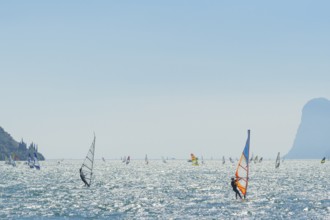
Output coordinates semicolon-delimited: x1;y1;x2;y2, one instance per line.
0;1;329;160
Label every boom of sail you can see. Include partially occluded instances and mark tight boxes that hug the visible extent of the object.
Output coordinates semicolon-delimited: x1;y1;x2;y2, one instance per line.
79;134;96;187
235;130;250;199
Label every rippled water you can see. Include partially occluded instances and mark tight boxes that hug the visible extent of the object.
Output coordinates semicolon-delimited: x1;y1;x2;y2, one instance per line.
1;160;330;219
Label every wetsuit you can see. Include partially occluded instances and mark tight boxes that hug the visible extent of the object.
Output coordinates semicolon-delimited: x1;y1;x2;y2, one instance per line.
79;168;90;187
231;179;242;199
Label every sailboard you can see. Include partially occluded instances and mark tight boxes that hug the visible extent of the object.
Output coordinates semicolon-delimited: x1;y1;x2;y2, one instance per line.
28;153;34;168
275;152;280;168
79;134;96;187
102;157;106;162
254;156;258;164
235;130;250;199
33;152;40;170
321;157;326;164
201;155;204;164
222;156;225;164
259;157;263;163
190;153;199;166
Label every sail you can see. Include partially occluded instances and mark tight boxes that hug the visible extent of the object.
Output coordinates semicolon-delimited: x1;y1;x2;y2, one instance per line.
162;156;167;163
126;156;130;165
235;130;250;199
254;156;258;164
275;152;280;168
259;157;263;163
28;153;34;168
201;156;204;164
145;154;149;165
321;157;326;164
222;156;225;164
34;152;40;170
229;157;234;163
80;134;96;187
190;153;199;166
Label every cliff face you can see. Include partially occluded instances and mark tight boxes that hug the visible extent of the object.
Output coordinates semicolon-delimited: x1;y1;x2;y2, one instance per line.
286;98;330;159
0;127;45;161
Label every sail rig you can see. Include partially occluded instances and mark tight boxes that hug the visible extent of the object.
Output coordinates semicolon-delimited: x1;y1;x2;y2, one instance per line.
190;153;199;166
275;152;280;168
235;130;250;199
80;134;96;187
126;156;130;165
321;157;326;164
34;152;40;170
145;154;149;165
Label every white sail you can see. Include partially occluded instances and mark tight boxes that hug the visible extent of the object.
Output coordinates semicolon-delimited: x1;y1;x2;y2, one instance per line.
33;153;40;170
79;134;96;187
145;154;149;165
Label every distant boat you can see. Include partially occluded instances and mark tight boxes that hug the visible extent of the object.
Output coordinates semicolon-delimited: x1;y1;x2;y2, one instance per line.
235;130;250;199
275;152;280;168
259;157;263;163
9;155;16;167
222;156;225;164
126;156;130;165
201;156;204;164
27;153;34;168
79;134;96;187
102;157;106;162
254;156;258;164
229;157;234;163
145;154;149;165
321;157;326;164
34;152;40;170
190;153;199;166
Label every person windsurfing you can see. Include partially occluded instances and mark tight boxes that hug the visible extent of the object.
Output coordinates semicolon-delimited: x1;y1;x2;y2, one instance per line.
231;177;242;199
79;167;90;187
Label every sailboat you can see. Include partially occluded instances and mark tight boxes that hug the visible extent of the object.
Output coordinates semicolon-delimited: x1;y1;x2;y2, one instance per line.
79;134;96;187
275;152;280;168
201;155;204;164
27;153;34;168
222;156;225;164
321;157;326;164
145;154;149;165
229;157;234;163
235;130;250;199
102;157;106;162
254;155;258;164
259;157;263;163
190;153;199;166
9;155;16;167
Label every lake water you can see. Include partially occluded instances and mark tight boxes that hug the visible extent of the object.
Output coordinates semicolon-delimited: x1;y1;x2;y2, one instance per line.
1;160;329;219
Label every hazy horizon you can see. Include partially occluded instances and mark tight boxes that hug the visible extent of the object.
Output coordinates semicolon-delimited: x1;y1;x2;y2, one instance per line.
1;1;329;159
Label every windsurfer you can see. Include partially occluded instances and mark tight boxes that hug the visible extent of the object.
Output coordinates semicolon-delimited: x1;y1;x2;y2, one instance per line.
231;177;242;199
79;168;90;187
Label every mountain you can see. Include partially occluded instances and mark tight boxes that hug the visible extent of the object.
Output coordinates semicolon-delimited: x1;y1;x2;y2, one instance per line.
286;98;330;159
0;127;45;161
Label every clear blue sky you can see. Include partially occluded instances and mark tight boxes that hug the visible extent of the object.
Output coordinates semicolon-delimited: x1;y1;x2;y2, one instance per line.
0;1;329;159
